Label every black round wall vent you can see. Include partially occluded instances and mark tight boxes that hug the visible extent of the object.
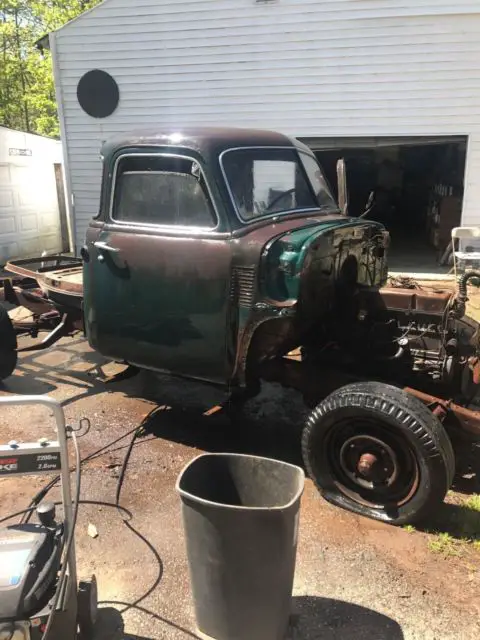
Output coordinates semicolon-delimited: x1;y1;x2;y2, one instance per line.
77;69;119;118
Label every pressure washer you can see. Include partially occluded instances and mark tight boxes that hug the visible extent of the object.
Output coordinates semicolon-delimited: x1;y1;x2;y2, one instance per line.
0;396;97;640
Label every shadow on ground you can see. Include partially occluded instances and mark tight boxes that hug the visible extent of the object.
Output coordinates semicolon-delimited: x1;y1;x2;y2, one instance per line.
453;472;480;496
94;604;201;639
93;596;404;640
417;500;480;541
292;595;404;639
140;399;306;469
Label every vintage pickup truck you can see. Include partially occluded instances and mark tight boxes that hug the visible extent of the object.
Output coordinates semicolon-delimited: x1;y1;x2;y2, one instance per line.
2;127;480;525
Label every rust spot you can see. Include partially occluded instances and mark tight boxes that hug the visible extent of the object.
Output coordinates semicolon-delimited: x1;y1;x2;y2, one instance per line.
357;453;378;478
468;356;480;385
203;405;223;416
405;387;480;437
432;404;448;421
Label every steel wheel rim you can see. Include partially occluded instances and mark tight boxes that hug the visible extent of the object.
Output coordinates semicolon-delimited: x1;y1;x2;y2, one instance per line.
326;418;420;510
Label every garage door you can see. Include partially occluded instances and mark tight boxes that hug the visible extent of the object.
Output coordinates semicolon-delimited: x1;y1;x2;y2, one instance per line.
0;159;64;264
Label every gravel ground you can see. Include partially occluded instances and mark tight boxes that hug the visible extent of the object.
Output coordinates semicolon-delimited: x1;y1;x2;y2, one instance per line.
1;336;479;640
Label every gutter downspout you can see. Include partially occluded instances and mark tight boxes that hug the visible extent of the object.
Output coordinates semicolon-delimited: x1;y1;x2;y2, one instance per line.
50;31;76;255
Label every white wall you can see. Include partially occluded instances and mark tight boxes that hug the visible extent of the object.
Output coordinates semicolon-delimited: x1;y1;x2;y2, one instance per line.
51;0;480;249
0;127;64;263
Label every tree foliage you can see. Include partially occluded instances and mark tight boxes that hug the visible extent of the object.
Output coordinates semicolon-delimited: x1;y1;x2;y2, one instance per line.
0;0;101;138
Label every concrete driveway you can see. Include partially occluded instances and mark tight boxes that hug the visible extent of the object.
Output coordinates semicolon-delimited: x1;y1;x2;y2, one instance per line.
0;336;479;640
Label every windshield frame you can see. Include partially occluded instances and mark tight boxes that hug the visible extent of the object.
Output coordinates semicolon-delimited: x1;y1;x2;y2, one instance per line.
219;145;338;225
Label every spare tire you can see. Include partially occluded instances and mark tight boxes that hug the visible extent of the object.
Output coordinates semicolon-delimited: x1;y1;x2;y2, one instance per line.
302;381;455;525
0;304;17;381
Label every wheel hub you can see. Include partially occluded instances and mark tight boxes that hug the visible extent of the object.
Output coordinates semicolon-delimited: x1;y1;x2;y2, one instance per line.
357;452;379;477
339;435;399;489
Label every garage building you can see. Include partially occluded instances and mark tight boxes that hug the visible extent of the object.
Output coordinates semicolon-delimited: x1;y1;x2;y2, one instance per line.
43;0;480;270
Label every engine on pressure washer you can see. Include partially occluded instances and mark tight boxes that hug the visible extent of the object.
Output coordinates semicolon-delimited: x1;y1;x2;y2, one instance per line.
0;504;62;628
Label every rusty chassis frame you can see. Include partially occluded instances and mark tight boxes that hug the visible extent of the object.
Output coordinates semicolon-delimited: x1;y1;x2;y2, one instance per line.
1;256;83;353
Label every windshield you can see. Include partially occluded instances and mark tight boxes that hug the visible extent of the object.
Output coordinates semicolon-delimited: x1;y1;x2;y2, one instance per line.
221;147;337;221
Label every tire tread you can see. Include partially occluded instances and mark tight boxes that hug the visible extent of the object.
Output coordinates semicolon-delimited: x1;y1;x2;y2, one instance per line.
302;381;455;525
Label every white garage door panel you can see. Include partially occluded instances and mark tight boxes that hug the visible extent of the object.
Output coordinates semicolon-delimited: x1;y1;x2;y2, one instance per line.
20;215;38;232
0;165;63;263
0;190;14;209
0;127;64;263
0;217;15;234
42;234;63;252
19;238;41;257
40;214;60;233
0;242;19;263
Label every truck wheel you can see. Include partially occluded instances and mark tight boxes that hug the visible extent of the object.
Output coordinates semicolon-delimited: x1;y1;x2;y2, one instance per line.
301;381;455;525
0;304;17;381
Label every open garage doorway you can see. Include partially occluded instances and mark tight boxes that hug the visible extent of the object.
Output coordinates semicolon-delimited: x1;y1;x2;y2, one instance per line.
301;136;468;276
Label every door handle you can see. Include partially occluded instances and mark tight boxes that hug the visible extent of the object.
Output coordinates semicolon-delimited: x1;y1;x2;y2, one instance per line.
93;241;121;253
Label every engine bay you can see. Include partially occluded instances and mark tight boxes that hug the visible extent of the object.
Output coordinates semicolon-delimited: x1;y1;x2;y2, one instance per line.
304;277;480;406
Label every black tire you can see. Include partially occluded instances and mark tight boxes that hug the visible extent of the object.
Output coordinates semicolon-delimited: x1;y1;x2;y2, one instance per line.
0;304;17;381
301;381;455;525
77;575;98;639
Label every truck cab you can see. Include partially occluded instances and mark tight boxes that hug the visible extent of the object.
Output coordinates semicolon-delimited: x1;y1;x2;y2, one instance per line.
83;127;388;391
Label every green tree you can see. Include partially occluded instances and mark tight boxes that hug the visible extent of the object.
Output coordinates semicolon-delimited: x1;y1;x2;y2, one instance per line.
0;0;100;138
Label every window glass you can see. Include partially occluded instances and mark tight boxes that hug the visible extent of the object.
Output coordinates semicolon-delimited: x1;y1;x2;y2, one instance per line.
112;155;216;227
221;147;336;221
299;152;338;209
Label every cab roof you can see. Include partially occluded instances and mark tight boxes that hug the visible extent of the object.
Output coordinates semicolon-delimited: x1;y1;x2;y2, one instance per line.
101;126;311;160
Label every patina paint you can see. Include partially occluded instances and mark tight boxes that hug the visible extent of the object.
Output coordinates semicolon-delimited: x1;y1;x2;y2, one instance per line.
261;219;388;301
85;225;231;384
83;127;387;389
230;217;388;386
84;139;234;384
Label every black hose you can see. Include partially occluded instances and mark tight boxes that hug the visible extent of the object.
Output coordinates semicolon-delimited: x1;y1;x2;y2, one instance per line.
115;428;142;516
112;427;165;614
0;500;132;526
22;424;143;524
23;406;163;523
454;270;480;319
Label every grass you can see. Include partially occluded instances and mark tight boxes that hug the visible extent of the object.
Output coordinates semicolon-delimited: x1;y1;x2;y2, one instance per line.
427;532;463;556
464;494;480;513
403;524;416;533
425;493;480;556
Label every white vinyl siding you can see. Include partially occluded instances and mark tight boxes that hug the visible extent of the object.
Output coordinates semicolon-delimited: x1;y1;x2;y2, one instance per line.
51;0;480;249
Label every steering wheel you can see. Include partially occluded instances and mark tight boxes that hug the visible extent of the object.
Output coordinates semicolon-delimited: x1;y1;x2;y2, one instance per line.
265;188;297;212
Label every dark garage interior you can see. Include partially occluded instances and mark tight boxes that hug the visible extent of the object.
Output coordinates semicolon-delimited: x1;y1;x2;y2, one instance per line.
302;137;468;274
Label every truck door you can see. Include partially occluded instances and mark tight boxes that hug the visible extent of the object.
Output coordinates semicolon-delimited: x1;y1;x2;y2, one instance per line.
83;152;231;384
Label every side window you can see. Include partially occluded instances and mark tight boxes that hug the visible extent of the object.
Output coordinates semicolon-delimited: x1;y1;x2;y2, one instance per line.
112;155;216;227
253;160;296;214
